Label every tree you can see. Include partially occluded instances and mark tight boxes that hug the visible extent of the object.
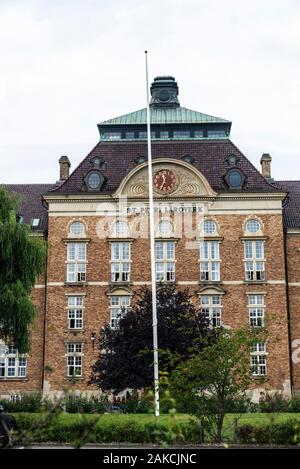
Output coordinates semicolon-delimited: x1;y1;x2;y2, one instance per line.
89;285;215;393
0;186;46;353
170;327;266;442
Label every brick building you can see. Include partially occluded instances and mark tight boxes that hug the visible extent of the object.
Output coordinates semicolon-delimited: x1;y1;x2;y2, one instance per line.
1;76;300;400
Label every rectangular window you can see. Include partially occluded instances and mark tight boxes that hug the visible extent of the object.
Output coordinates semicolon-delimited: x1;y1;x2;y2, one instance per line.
201;295;222;327
250;342;267;376
67;243;87;283
194;130;204;138
0;345;27;379
110;296;131;329
111;242;131;283
160;131;169;139
138;131;147;139
244;241;265;281
68;296;84;329
200;241;220;282
102;132;122;140
207;130;226;138
125;132;135;139
67;343;83;377
248;294;265;327
155;241;175;282
173;131;190;139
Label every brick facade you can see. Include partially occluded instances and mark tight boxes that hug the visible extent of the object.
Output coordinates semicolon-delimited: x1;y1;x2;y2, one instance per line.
2;76;300;400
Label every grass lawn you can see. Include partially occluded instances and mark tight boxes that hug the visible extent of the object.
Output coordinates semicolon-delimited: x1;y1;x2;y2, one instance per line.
14;411;300;427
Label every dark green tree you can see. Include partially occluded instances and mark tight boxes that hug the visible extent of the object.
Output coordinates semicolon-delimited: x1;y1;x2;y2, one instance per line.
0;186;47;352
89;285;216;393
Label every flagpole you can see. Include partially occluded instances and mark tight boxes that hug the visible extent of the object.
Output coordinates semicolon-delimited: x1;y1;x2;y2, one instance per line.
144;50;160;417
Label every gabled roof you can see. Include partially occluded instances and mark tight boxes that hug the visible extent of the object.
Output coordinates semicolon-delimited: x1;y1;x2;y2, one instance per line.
4;184;55;233
274;180;300;229
98;107;231;126
50;140;279;196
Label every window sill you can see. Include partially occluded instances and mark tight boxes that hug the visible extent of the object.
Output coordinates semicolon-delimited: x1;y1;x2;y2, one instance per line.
0;377;28;381
65;282;87;287
65;329;85;333
65;377;84;382
199;281;221;285
244;281;266;285
110;281;131;286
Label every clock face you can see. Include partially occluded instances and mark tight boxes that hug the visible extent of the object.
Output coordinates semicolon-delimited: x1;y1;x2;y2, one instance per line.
153;170;177;194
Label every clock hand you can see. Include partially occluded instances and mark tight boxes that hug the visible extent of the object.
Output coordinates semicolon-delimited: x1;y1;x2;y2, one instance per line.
159;174;166;190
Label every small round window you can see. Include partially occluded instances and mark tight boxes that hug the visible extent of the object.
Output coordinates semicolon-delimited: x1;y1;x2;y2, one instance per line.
158;220;173;236
246;219;261;233
228;170;242;188
114;220;129;236
87;172;101;189
203;220;217;235
70;221;85;236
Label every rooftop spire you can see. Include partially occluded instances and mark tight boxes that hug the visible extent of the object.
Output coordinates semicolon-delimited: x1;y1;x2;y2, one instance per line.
150;76;180;108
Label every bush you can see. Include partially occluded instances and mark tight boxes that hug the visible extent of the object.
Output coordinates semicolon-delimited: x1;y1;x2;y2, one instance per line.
65;395;109;414
257;393;290;413
237;421;300;445
287;396;300;413
0;393;44;413
13;413;200;445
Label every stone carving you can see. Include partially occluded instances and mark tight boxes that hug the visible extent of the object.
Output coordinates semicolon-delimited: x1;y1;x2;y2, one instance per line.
125;164;207;198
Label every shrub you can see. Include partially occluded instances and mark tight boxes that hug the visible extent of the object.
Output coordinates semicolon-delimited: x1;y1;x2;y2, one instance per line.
257;393;289;413
237;420;300;445
65;395;109;414
0;393;45;413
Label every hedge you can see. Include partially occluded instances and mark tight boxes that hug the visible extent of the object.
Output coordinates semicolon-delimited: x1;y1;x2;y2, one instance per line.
13;413;201;445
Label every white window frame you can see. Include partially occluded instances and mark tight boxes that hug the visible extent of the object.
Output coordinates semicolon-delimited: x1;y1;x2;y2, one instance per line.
201;295;222;327
250;342;267;376
67;243;87;283
0;345;27;379
244;240;265;282
200;241;220;282
67;343;83;377
69;221;85;236
68;296;84;330
248;294;265;327
155;241;175;283
110;296;131;329
111;242;131;283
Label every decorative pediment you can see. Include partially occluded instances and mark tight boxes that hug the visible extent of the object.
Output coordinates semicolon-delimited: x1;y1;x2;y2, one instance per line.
114;159;217;198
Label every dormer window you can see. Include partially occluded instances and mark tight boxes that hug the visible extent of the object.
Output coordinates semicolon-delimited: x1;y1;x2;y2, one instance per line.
31;218;40;228
91;157;105;169
182;154;195;165
225;168;245;189
226;154;240;167
85;171;103;191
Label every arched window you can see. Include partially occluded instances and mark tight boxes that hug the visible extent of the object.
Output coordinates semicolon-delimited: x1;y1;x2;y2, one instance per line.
158;220;173;236
246;219;261;233
69;221;85;236
203;219;217;235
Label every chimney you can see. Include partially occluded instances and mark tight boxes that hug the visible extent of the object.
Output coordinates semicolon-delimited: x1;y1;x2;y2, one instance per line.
260;153;272;179
59;155;71;181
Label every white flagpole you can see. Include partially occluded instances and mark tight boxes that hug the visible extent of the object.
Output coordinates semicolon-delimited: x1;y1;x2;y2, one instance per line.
144;50;160;417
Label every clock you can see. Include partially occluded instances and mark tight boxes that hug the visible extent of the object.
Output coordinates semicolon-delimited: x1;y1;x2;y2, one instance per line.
153;169;177;194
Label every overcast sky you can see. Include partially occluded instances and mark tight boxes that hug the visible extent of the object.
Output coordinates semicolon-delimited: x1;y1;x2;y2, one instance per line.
0;0;299;184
